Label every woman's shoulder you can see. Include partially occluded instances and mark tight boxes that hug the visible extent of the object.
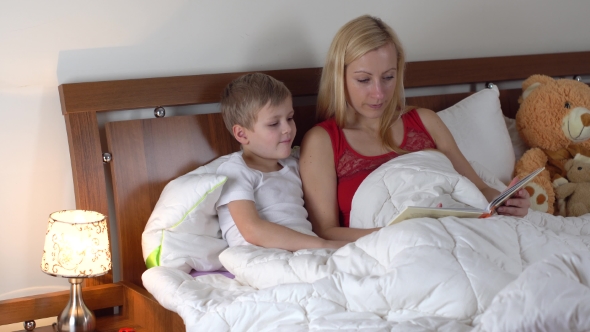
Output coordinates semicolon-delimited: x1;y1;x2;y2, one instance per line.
416;108;442;127
315;117;338;131
303;118;337;141
404;107;436;119
300;122;335;161
405;108;440;126
302;125;332;147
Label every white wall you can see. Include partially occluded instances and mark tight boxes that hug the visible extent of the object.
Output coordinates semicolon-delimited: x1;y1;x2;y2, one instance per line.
1;0;589;305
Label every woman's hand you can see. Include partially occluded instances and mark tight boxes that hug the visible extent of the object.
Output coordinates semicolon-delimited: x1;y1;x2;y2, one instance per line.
496;178;531;217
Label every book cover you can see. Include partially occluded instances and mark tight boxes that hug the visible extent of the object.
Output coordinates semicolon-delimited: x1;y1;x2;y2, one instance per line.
387;167;545;226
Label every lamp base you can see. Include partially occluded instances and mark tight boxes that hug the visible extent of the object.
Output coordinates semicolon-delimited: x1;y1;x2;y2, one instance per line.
57;278;95;332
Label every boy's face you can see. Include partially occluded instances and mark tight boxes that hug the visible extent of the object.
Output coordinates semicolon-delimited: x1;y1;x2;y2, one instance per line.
241;96;296;161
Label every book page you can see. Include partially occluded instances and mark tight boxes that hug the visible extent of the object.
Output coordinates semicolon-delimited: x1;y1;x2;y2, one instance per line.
387;167;545;227
388;206;486;226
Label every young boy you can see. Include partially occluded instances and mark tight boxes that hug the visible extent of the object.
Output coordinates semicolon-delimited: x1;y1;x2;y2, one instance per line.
216;73;347;251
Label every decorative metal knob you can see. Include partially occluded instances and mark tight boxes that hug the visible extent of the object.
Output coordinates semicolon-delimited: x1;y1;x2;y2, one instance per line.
485;82;495;89
103;152;112;163
154;106;166;118
574;75;582;82
23;320;36;331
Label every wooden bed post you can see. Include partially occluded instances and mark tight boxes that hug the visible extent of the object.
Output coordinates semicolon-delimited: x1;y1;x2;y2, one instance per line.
62;108;113;286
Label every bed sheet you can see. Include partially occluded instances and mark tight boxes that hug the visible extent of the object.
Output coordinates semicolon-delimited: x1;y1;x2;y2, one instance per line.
142;151;590;331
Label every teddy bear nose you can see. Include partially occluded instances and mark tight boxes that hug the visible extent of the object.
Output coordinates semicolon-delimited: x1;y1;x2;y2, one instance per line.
582;113;590;127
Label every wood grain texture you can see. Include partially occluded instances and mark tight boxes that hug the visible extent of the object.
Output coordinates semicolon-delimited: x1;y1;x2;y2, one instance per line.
405;51;590;88
293;105;317;147
407;89;521;117
64;111;113;286
59;52;590;114
407;92;474;113
121;281;184;332
106;114;239;285
12;315;146;332
0;283;124;325
59;68;322;114
500;88;525;119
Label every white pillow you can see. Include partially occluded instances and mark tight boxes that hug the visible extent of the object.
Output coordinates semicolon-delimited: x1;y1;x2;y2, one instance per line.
438;86;515;184
142;156;230;273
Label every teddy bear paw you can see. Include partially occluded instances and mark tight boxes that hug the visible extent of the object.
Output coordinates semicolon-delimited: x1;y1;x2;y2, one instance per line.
552;177;569;188
524;182;549;212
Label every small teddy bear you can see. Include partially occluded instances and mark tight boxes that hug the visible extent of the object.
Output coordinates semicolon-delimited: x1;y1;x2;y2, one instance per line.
514;74;590;215
554;155;590;217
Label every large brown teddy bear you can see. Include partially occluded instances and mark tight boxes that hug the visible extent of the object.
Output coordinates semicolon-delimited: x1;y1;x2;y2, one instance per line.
514;75;590;215
554;156;590;217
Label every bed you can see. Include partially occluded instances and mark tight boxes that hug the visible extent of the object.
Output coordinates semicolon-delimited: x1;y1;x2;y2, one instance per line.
1;51;589;331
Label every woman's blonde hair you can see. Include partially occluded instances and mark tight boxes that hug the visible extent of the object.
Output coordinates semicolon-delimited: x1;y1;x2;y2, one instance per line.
317;15;407;152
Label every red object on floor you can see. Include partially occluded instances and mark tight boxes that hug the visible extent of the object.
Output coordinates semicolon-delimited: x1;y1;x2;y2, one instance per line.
119;329;136;332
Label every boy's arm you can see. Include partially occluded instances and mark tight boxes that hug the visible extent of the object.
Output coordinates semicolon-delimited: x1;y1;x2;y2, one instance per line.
228;200;348;251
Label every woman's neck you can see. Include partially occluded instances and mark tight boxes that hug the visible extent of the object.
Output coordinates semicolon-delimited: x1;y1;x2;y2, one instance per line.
346;108;381;133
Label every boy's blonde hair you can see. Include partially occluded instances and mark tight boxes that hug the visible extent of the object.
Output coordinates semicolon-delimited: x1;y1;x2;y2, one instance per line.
317;15;407;153
221;73;291;133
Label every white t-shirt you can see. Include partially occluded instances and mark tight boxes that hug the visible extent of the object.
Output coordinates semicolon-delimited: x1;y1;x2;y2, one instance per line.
215;151;315;246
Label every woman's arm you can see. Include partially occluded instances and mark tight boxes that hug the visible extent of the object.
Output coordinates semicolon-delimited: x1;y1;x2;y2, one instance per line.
228;200;348;250
299;126;379;241
416;108;530;216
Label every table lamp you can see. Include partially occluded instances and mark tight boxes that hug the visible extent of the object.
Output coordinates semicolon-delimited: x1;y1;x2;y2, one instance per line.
41;210;112;332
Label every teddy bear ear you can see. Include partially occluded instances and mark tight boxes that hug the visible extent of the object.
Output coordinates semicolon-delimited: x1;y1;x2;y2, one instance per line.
520;75;554;101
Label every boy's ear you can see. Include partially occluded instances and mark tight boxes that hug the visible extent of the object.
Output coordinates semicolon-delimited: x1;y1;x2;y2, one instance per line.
232;124;249;145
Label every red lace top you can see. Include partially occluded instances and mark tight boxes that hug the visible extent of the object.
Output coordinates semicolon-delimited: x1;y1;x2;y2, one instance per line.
317;109;436;227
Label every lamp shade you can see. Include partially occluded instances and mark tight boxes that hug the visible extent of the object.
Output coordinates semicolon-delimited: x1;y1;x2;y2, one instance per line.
41;210;111;278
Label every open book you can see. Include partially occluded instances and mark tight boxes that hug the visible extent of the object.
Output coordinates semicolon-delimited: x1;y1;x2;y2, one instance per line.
387;167;545;226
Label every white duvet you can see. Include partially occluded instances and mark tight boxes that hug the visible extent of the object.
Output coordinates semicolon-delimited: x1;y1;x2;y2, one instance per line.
143;151;590;331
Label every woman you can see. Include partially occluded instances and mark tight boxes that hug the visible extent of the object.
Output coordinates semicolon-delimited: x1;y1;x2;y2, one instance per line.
299;15;530;242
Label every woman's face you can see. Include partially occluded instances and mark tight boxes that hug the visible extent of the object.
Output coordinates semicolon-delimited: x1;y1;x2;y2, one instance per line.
345;43;398;121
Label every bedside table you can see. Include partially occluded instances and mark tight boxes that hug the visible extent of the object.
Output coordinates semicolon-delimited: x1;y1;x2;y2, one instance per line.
14;323;55;332
14;316;145;332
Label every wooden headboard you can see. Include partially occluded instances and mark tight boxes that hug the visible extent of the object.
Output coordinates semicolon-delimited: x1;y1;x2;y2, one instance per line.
61;51;590;289
2;51;588;330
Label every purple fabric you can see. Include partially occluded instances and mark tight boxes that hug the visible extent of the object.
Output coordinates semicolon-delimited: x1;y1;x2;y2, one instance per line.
189;270;235;279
